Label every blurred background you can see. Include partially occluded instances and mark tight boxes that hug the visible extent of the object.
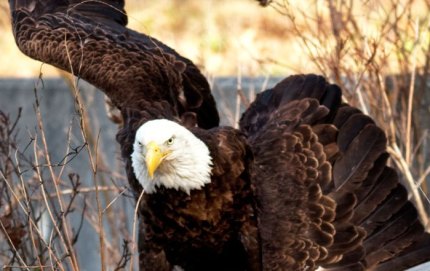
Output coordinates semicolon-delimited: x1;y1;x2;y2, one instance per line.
1;0;430;270
1;0;430;76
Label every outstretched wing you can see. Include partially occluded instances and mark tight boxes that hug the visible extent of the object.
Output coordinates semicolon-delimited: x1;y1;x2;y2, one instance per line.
9;0;219;129
240;74;430;270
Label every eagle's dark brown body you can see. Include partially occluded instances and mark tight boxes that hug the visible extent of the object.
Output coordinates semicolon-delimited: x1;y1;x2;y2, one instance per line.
135;127;259;271
8;1;430;271
115;107;261;270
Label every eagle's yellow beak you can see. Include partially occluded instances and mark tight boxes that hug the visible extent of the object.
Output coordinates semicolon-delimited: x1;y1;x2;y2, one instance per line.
145;141;165;179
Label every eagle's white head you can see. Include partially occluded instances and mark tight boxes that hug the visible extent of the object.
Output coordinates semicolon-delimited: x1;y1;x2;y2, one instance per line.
131;119;213;194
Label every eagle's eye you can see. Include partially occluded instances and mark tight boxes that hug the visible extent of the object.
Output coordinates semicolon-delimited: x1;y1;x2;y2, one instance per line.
166;136;175;146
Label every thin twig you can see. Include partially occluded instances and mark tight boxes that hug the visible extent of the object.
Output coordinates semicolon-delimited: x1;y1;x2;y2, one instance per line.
405;18;419;165
129;190;145;271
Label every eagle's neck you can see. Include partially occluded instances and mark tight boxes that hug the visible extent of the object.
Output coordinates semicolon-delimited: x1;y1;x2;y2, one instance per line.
143;148;212;194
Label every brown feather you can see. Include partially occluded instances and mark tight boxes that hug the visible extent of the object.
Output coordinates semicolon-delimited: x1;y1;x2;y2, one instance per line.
333;124;387;191
242;74;430;271
9;0;219;129
136;127;261;271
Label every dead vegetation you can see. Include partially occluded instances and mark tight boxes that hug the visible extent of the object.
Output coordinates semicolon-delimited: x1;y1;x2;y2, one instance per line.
0;81;133;270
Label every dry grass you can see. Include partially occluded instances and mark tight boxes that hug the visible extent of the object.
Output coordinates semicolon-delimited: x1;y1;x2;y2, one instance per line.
0;78;133;270
0;0;430;270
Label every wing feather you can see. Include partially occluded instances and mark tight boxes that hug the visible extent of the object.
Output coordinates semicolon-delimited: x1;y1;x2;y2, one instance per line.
9;0;219;129
241;74;430;270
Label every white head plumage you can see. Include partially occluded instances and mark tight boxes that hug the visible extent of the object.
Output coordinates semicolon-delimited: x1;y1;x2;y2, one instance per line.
131;119;213;194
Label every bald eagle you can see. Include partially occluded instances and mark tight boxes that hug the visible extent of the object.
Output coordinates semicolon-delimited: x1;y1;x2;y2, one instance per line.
9;1;430;271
